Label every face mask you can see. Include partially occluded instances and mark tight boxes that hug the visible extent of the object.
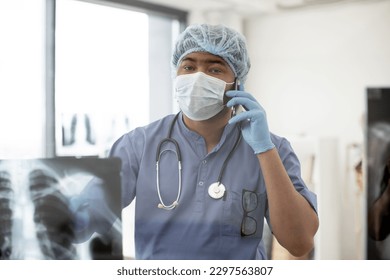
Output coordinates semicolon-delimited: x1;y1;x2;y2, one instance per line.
174;72;234;121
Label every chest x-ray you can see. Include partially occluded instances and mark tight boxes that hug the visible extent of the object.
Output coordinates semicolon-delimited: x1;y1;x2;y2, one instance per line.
0;157;122;260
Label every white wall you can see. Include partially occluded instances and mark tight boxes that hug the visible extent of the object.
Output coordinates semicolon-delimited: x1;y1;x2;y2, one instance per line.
188;9;244;33
244;0;390;259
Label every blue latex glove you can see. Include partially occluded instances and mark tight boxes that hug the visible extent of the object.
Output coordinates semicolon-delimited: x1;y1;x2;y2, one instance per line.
69;196;90;230
69;178;120;243
226;90;275;154
69;196;93;242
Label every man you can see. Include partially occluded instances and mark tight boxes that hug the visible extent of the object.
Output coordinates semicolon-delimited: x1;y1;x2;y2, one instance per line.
76;23;318;260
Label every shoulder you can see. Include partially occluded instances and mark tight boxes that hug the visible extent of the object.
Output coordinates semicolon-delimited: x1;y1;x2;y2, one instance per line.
269;132;298;163
139;114;177;135
270;132;292;150
109;114;177;159
112;114;176;147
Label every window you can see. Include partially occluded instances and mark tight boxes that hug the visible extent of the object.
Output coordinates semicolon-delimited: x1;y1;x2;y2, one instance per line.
54;0;186;157
0;0;45;159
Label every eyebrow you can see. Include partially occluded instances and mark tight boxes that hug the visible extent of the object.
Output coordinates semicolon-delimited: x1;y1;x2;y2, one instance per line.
181;57;228;67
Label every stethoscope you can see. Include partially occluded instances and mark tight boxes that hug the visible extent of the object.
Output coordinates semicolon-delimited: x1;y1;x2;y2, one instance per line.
155;112;242;210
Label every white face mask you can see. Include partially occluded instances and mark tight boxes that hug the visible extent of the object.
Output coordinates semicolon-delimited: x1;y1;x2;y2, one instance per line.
174;72;234;121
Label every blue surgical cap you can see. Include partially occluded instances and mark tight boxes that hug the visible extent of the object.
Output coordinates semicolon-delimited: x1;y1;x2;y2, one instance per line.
172;24;251;84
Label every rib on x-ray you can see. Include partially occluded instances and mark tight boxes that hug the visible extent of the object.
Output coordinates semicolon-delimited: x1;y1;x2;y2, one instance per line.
0;157;122;260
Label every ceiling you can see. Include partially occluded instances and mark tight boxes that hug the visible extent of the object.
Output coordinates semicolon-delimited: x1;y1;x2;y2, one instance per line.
138;0;373;16
139;0;277;15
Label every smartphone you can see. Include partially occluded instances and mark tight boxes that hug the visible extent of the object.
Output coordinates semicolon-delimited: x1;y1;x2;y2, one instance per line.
232;79;246;116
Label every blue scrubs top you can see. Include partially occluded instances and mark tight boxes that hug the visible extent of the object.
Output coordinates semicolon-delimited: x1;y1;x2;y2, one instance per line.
109;113;317;259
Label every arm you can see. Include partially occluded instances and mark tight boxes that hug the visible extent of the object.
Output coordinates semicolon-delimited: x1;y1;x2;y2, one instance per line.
258;148;319;256
227;90;319;257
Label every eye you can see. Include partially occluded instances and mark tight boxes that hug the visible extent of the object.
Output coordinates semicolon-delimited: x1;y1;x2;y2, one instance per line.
207;63;227;75
182;65;195;71
209;68;223;74
180;61;196;72
177;63;195;75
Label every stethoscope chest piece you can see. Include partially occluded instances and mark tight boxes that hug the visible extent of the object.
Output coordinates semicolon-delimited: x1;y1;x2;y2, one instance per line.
208;182;226;199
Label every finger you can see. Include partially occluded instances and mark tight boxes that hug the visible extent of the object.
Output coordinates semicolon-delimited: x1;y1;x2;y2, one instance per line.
229;110;260;124
227;97;259;111
226;90;257;102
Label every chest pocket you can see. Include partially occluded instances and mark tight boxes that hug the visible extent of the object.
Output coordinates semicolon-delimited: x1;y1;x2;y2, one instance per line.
222;189;267;238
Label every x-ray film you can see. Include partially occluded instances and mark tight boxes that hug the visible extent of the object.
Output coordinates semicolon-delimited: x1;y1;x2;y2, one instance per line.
366;88;390;260
0;157;122;260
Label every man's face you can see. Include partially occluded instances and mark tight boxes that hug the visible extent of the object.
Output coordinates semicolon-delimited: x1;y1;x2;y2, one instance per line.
176;52;236;95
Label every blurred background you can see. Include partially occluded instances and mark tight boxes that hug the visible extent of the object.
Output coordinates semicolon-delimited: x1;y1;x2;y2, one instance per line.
1;0;389;260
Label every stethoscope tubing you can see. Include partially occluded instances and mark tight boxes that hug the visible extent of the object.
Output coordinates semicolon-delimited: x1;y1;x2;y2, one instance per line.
156;144;182;210
155;112;241;210
155;113;182;210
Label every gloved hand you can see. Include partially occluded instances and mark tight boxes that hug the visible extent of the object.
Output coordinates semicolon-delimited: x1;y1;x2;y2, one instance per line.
69;196;93;243
69;179;121;243
226;90;275;154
